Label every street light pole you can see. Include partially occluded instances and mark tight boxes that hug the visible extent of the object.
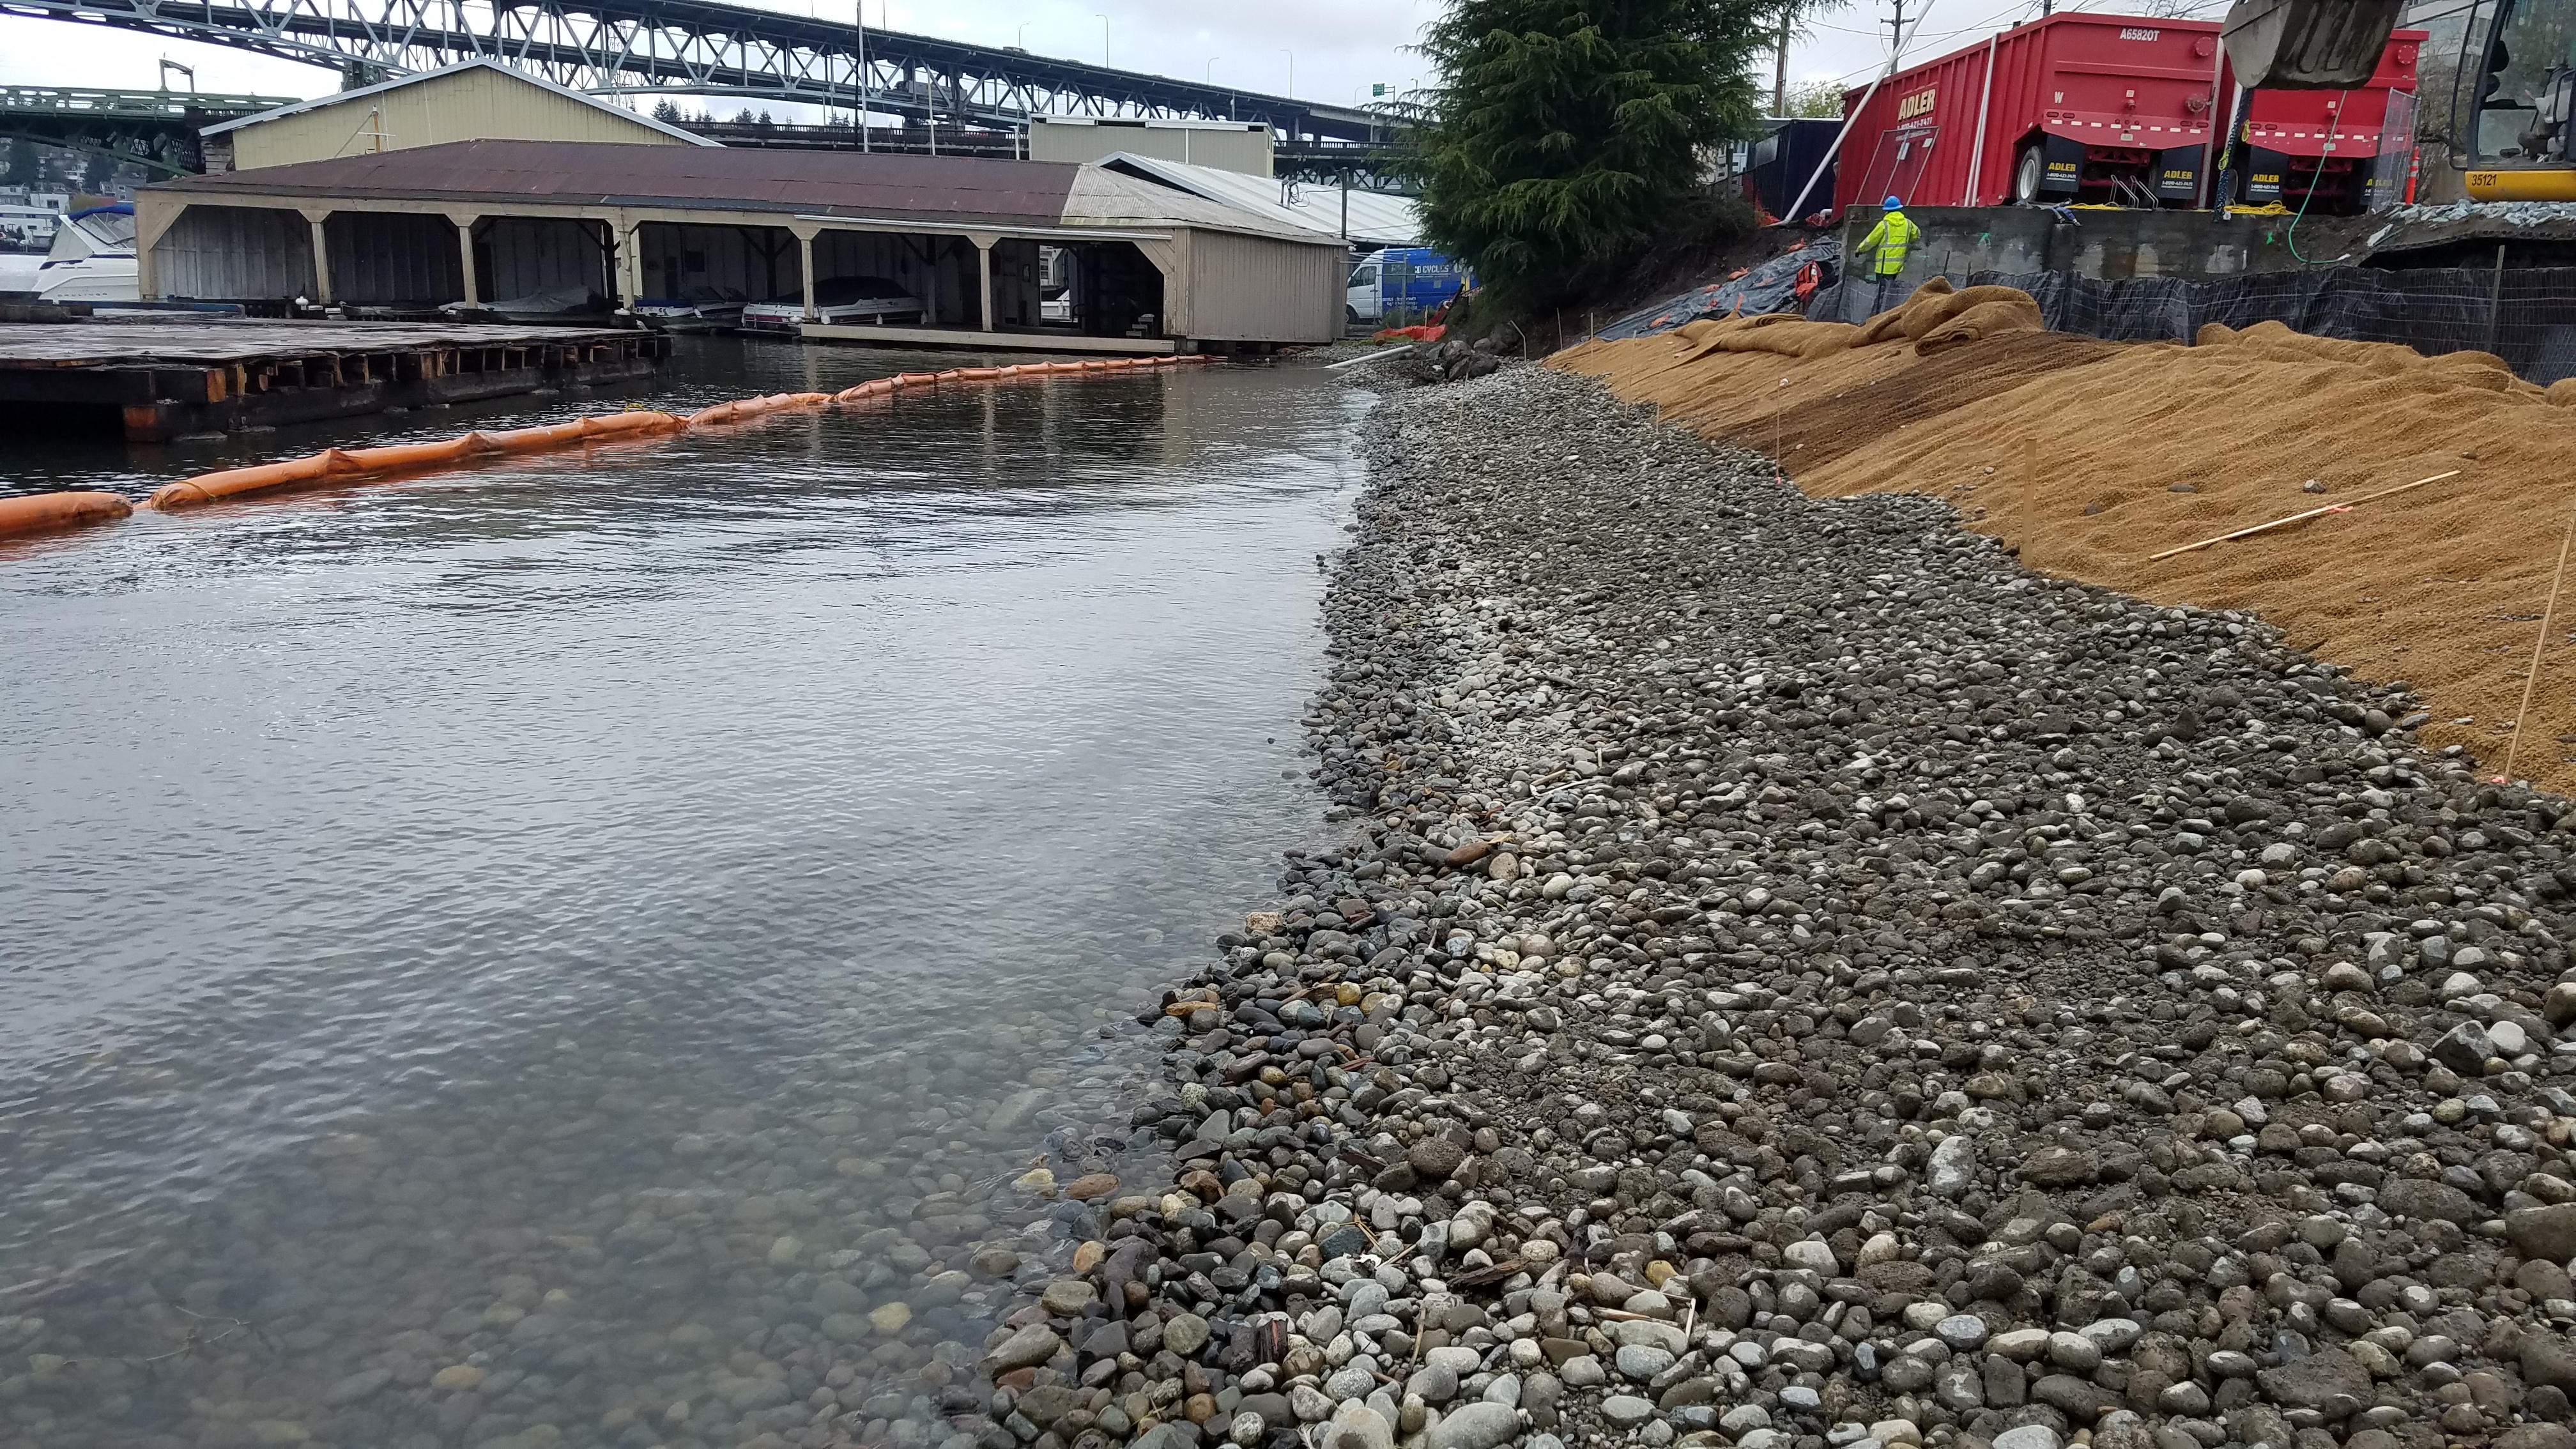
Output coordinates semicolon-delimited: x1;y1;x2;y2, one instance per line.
1095;13;1109;67
1278;48;1295;141
855;0;869;152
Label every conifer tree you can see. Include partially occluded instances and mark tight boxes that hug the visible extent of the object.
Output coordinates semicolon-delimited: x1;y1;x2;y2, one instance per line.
1408;0;1772;313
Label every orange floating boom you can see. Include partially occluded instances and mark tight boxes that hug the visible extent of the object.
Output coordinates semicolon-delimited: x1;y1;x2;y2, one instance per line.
0;489;134;540
134;358;1218;519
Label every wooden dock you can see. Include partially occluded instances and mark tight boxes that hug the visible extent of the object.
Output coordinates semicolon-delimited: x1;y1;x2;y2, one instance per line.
798;322;1178;355
0;319;671;441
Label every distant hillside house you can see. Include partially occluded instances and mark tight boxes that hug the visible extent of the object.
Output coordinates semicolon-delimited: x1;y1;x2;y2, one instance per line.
201;59;714;172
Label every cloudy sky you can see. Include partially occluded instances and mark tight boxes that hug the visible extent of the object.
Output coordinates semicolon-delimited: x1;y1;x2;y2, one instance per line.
0;0;2196;122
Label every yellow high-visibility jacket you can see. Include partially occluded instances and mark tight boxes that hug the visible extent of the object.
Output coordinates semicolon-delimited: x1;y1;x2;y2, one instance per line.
1857;210;1921;277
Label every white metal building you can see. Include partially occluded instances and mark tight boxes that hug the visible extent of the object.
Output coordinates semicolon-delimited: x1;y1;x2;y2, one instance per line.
1027;116;1274;177
1097;152;1423;249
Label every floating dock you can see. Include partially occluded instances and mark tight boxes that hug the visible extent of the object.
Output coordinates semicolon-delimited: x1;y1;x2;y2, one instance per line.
0;319;670;441
799;323;1178;355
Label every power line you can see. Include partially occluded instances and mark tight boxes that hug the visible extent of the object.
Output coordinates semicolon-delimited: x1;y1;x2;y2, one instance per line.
1789;0;2050;81
1784;0;2279;89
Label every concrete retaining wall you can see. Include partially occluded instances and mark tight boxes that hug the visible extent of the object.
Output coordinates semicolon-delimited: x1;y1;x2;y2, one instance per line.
1831;205;2363;321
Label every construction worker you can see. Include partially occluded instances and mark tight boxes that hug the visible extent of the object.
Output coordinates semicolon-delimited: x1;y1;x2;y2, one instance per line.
1857;195;1922;316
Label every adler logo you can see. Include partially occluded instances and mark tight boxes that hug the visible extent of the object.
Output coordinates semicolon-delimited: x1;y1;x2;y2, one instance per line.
2118;26;2161;39
1896;86;1937;120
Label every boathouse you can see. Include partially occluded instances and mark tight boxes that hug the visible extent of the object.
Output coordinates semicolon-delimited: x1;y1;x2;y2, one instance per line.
132;141;1347;351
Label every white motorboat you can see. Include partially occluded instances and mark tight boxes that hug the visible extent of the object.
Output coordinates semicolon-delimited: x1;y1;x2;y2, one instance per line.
635;285;749;331
0;249;42;298
441;283;613;323
34;205;140;304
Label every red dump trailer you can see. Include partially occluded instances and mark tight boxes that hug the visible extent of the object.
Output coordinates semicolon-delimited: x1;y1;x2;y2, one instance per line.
2230;29;2426;211
1836;14;2234;211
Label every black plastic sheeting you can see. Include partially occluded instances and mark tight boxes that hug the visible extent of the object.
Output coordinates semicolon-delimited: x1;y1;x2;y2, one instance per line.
1592;239;1840;341
1813;264;2576;384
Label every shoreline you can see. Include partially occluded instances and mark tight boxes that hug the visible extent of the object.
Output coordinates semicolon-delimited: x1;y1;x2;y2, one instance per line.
966;364;2576;1449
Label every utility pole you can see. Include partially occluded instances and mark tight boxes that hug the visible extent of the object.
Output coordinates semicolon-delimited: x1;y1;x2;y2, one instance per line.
1774;3;1795;116
1781;0;1925;220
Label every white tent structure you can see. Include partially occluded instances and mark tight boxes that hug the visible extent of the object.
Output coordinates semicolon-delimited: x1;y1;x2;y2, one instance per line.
1097;152;1422;250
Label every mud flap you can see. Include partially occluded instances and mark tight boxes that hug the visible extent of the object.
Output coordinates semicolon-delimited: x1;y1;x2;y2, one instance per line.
2356;150;2404;209
2155;146;2205;204
2241;144;2291;203
2040;134;2087;197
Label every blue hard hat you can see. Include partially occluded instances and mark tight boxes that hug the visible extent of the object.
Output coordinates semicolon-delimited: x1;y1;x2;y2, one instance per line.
1883;195;1904;209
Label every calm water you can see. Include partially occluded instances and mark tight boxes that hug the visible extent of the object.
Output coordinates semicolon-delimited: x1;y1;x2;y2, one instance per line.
0;339;1360;1449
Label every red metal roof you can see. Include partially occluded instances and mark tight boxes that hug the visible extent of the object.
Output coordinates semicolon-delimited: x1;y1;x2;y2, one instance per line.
157;139;1082;227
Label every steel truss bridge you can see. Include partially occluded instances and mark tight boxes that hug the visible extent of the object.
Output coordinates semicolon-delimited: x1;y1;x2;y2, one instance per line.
691;117;1411;188
0;0;1395;146
0;85;296;175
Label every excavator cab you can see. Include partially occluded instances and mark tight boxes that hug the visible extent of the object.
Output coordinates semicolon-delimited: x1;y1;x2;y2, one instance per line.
2220;0;2576;198
2450;0;2576;196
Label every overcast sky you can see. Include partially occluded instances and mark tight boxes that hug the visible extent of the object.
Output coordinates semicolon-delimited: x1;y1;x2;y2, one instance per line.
0;0;2221;124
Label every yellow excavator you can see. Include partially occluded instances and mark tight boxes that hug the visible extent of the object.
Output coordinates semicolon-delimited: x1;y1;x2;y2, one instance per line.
2221;0;2576;198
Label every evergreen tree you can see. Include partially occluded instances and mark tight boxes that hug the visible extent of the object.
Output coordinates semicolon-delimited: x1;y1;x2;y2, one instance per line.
3;138;38;188
1407;0;1772;313
651;98;684;123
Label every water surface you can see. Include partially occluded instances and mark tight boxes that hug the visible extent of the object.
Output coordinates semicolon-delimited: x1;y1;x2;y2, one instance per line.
0;339;1358;1449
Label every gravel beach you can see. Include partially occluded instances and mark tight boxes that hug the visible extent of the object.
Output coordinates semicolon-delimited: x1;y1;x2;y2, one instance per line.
964;364;2576;1449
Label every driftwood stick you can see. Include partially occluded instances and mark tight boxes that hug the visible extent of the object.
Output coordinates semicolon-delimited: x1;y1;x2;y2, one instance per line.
2499;509;2576;784
2146;470;2460;562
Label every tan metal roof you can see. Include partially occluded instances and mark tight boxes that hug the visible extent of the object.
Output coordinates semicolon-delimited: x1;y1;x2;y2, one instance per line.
198;60;717;146
153;139;1082;227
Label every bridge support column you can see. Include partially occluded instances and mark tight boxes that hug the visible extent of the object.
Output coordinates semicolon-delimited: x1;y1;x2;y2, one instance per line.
300;207;333;304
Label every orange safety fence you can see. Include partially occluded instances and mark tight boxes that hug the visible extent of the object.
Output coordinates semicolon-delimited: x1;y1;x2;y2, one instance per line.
78;354;1211;529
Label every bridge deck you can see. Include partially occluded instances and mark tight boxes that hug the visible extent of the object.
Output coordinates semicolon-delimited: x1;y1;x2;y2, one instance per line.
7;0;1395;141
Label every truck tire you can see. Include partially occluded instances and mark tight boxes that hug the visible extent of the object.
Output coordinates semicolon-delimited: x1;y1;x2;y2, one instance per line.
1347;305;1362;326
2013;144;2047;204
